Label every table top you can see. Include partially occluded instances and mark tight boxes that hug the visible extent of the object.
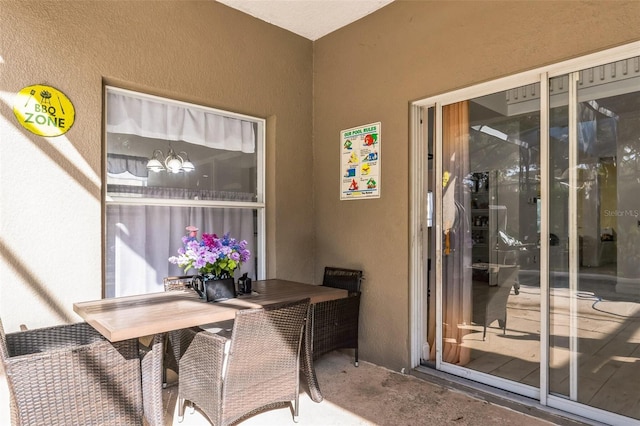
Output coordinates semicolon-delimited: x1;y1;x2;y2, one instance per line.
73;279;348;342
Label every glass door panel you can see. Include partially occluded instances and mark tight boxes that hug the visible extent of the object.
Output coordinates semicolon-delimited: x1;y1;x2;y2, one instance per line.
549;57;640;420
441;84;541;387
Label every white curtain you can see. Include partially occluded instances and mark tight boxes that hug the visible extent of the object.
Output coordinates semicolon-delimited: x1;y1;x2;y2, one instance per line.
105;89;258;297
440;101;473;365
106;202;255;297
107;91;256;154
107;154;149;178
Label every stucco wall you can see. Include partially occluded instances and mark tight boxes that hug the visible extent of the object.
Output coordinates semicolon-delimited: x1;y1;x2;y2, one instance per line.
0;1;313;332
312;1;640;370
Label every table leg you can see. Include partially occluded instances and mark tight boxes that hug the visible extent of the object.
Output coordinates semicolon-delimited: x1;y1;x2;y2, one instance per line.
302;304;324;403
141;333;165;426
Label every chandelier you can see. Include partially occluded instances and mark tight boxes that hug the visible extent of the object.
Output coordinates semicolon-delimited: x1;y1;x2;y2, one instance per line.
147;146;195;173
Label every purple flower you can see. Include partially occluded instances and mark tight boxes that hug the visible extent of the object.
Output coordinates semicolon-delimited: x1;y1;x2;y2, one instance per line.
168;227;251;276
240;249;251;262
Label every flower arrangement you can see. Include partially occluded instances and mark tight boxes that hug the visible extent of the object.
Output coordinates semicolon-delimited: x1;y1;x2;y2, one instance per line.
169;226;251;278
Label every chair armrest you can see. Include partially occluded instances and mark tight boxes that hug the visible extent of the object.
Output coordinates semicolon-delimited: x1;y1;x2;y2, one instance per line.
4;335;143;425
6;322;106;356
180;330;227;376
4;336;139;370
178;330;227;417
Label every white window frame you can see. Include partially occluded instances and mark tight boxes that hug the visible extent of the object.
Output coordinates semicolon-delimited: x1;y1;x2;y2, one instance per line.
104;86;266;284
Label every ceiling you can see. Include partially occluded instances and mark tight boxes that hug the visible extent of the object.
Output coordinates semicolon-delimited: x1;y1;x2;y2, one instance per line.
216;0;394;41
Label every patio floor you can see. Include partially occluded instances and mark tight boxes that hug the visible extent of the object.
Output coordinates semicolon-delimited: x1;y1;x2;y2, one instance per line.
459;270;640;421
1;349;589;425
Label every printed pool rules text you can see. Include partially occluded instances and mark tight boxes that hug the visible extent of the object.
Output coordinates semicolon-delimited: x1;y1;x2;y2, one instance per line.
340;122;381;200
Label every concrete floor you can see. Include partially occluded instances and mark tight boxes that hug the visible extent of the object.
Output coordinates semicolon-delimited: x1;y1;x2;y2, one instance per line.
1;349;592;425
160;351;584;426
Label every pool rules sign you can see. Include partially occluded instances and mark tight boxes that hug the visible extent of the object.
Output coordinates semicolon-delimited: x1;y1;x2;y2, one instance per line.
340;122;381;200
13;84;75;137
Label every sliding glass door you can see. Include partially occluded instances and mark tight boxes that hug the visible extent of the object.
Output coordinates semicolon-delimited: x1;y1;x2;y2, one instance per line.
439;85;541;391
549;57;640;421
412;45;640;423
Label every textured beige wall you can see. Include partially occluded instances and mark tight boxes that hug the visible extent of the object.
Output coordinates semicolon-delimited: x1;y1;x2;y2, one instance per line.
312;1;640;369
0;1;313;331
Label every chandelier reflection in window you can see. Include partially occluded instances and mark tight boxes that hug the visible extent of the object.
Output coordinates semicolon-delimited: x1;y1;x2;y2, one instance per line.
147;146;195;173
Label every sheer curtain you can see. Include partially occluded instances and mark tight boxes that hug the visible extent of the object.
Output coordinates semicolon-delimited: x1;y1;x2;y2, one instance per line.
105;88;258;298
107;91;255;154
106;202;255;297
440;101;472;365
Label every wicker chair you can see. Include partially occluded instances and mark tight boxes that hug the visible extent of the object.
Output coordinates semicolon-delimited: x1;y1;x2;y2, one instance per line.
162;276;235;390
163;275;195;292
177;298;310;425
312;267;363;366
162;275;200;384
0;318;145;425
476;266;519;340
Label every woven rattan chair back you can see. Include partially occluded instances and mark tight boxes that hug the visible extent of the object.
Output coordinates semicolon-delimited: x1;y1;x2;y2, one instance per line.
178;298;310;425
163;275;195;291
313;267;363;366
322;266;363;293
0;318;145;425
161;275;198;385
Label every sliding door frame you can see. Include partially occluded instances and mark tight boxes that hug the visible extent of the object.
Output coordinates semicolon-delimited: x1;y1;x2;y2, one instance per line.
409;40;640;423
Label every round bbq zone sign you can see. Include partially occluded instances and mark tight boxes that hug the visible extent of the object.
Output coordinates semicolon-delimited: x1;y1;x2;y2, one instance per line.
13;84;75;137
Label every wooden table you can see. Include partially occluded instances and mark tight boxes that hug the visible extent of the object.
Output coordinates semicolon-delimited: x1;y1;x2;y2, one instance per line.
74;279;345;342
74;279;348;423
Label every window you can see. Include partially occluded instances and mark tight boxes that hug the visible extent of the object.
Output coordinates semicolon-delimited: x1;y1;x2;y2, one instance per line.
104;87;265;297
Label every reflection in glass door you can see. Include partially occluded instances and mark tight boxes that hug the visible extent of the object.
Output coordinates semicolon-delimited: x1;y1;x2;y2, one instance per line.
440;85;541;389
549;57;640;421
415;46;640;424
